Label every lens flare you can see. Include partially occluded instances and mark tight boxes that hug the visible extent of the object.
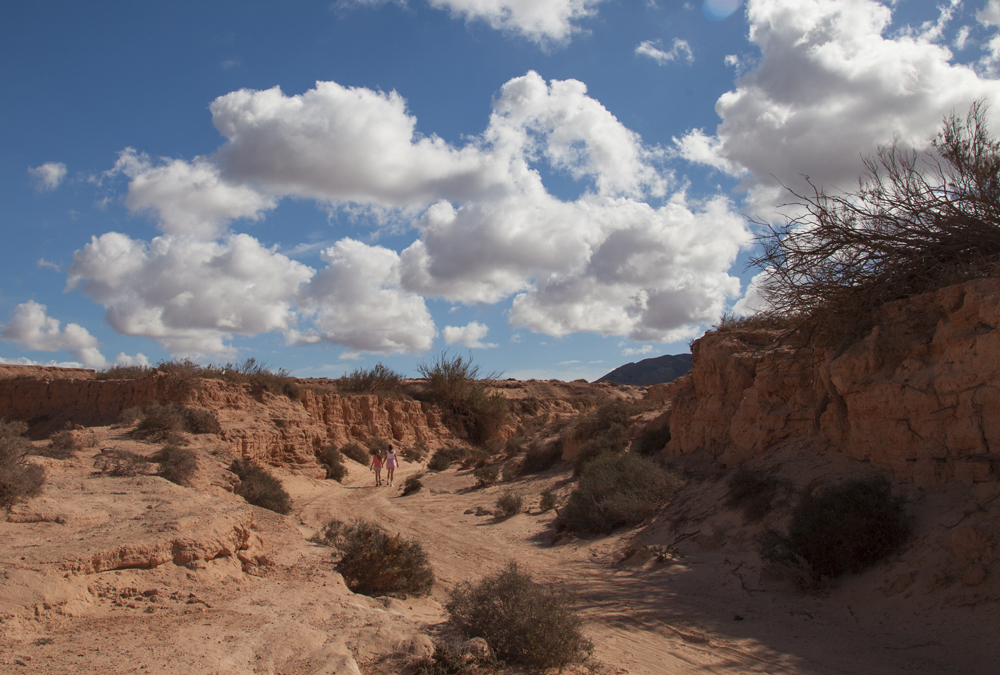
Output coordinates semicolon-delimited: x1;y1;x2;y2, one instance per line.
702;0;742;21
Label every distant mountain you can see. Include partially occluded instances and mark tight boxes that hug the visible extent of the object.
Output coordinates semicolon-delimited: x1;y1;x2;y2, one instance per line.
596;353;694;386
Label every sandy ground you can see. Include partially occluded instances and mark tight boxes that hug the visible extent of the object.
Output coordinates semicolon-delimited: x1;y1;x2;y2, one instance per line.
2;427;998;674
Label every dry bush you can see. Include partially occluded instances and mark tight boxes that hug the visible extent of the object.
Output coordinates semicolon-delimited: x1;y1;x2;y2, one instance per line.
518;439;562;475
117;407;144;426
472;464;500;489
759;477;909;581
156;357;300;399
402;475;424;496
446;562;592;670
37;430;81;459
413;643;491;675
230;459;292;514
712;311;797;334
751;102;1000;347
428;445;468;472
725;465;792;522
539;489;557;512
573;424;630;474
417;352;508;446
368;437;392;458
401;440;428;462
155;444;197;486
317;445;346;482
137;402;220;437
96;449;151;477
494;491;522;518
96;364;155;380
562;453;682;534
0;419;45;508
308;518;348;548
634;424;672;456
339;363;404;395
327;519;434;596
341;442;369;464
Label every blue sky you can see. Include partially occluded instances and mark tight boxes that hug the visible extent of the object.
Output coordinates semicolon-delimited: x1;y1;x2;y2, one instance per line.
3;0;999;381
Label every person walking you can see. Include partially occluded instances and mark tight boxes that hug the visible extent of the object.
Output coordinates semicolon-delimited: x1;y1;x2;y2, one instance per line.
385;444;399;487
370;449;384;486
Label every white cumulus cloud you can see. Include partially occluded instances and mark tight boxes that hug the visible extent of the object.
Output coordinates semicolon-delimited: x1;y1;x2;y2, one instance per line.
0;301;107;368
28;162;67;191
443;321;498;348
635;39;694;65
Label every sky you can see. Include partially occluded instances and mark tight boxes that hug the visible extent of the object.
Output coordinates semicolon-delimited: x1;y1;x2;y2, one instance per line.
3;0;1000;381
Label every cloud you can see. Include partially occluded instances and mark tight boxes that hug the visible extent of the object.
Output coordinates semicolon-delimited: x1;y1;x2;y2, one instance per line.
67;231;314;357
635;38;694;65
677;0;1000;212
0;356;85;368
0;301;107;368
731;270;770;315
979;0;1000;27
443;321;498;348
114;352;150;367
28;162;67;191
36;259;61;272
292;238;436;354
622;344;654;357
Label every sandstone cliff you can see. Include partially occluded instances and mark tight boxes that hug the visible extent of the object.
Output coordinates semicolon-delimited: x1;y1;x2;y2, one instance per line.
657;278;1000;488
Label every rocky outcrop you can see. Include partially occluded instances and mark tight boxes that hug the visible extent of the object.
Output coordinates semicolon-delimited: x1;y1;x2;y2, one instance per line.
663;278;1000;488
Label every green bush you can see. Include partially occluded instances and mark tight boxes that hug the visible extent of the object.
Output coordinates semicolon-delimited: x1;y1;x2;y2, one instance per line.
0;419;45;509
417;352;508;446
446;562;592;669
573;422;629;474
341;442;370;465
725;465;790;522
317;445;346;482
428;445;467;472
518;439;562;475
155;444;198;486
402;475;424;496
495;491;523;518
230;459;292;514
340;363;404;395
562;453;681;534
759;477;909;580
331;519;434;596
472;464;500;489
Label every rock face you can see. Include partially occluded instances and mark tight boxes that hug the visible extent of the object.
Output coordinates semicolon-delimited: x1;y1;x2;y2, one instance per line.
664;279;1000;488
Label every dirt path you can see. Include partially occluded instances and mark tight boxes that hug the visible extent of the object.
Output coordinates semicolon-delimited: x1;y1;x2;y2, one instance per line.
287;460;986;675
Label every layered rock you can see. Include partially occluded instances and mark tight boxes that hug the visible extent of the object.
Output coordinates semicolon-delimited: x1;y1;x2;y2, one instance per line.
664;278;1000;487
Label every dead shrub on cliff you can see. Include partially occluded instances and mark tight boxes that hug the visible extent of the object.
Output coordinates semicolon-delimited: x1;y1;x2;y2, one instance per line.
417;352;508;446
751;102;1000;347
758;477;909;583
96;364;155;380
317;445;346;482
339;363;404;395
0;419;45;509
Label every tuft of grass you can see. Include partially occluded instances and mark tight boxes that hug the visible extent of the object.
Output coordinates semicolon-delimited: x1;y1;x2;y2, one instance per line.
562;453;682;534
446;562;592;670
494;491;523;518
402;475;424;496
725;465;791;522
0;419;45;509
317;445;346;482
230;459;292;514
325;519;435;596
518;440;562;475
341;442;370;465
155;444;197;486
472;464;500;489
759;477;909;580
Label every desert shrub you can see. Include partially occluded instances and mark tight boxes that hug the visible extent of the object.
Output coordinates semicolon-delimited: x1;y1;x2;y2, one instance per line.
635;424;672;456
539;489;557;512
155;444;197;486
96;364;155;380
428;445;468;472
230;459;292;514
573;423;629;474
308;518;348;547
446;562;592;669
518;439;562;475
503;435;526;456
413;643;485;675
500;464;516;483
341;442;369;464
0;419;45;508
712;311;797;334
495;491;522;518
317;445;346;482
417;352;508;446
472;464;500;489
402;475;424;496
340;363;404;395
751;102;1000;347
97;449;151;477
576;399;636;438
461;447;490;470
117;407;144;426
726;465;791;522
401;440;428;462
332;519;435;596
368;437;392;458
562;453;682;534
156;357;300;399
137;402;220;436
38;430;81;459
759;477;909;580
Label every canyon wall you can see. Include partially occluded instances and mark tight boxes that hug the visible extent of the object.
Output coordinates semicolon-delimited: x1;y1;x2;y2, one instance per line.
660;278;1000;488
